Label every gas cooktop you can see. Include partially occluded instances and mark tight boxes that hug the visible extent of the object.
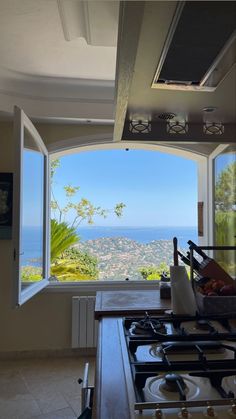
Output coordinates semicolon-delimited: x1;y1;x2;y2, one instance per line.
122;312;236;418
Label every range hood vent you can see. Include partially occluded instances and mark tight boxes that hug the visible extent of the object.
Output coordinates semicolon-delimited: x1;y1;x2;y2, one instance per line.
152;1;236;91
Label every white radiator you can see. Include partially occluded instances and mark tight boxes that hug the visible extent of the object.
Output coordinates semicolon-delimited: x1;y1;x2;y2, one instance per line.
71;296;98;348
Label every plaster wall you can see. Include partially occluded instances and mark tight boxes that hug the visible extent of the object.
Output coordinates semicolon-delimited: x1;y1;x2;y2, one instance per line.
0;120;208;353
0;121;112;353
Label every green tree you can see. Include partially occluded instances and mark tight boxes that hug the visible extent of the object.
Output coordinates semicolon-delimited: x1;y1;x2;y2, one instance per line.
51;159;126;228
214;160;236;277
50;158;126;281
50;219;79;261
52;248;98;281
138;262;169;280
215;161;236;211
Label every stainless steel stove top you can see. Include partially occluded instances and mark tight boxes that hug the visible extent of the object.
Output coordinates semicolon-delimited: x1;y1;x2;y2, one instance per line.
123;313;236;418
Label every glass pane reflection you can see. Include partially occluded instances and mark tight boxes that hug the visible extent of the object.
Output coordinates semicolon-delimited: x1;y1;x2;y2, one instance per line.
21;137;44;285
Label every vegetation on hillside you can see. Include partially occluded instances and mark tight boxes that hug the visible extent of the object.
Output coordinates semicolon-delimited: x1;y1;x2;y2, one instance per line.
22;158;126;282
214;160;236;276
139;262;169;280
49;158;125;281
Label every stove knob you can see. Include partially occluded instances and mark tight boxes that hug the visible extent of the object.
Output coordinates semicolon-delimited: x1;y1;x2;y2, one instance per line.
204;405;217;417
178;407;192;418
228;403;236;417
153;408;163;418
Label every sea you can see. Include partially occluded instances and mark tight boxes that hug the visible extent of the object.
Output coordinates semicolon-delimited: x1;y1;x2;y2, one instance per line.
21;225;197;266
78;226;197;247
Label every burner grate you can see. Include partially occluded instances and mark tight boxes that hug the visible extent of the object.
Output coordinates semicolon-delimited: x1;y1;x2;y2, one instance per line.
190;371;235;399
124;313;236;354
129;312;167;336
123;313;236;414
133;362;236;389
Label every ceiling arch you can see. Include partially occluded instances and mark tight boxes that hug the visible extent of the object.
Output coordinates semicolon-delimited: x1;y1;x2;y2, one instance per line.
48;132;209;163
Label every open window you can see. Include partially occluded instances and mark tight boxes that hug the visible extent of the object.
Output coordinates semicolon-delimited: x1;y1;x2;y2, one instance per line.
12;106;50;306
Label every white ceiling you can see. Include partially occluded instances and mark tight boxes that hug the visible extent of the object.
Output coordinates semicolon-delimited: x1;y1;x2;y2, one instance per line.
0;0;117;79
0;0;235;155
0;0;118;119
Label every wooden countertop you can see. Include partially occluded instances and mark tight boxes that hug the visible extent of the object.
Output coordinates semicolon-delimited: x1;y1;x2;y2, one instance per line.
94;317;134;419
95;290;171;319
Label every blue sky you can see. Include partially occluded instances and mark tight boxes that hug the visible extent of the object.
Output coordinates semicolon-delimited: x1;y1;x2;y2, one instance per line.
215;151;235;176
51;149;198;227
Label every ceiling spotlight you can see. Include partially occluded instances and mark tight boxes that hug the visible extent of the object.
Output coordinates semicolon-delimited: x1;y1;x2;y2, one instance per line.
129;120;151;134
203;122;224;135
167;121;188;135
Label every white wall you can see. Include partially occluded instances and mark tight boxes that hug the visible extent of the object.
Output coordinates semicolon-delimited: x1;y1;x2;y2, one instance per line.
0;121;112;353
0;120;208;354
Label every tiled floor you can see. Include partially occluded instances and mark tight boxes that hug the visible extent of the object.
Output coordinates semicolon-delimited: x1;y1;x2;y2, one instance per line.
0;356;95;419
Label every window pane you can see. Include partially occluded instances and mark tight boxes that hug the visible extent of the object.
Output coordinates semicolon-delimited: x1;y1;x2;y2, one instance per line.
214;145;236;278
21;128;44;286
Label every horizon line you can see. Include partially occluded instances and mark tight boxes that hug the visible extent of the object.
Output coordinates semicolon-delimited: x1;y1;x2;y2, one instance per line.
78;225;197;228
23;224;198;228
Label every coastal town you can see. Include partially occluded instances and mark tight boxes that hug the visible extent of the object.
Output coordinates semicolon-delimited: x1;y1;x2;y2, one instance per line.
77;237;187;280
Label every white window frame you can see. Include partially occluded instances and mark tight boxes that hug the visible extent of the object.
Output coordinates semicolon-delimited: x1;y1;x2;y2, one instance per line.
12;106;50;306
12;116;206;297
46;141;204;292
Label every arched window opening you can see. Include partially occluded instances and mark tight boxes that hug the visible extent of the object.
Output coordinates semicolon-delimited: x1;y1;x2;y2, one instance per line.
45;148;198;282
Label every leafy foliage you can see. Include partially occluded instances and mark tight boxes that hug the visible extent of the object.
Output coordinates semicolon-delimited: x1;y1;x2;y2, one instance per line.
50;260;97;281
50;219;98;280
51;158;126;228
215;161;236;211
49;158;126;281
59;248;98;278
215;211;236;276
50;219;79;262
138;262;169;280
21;266;42;282
214;159;236;276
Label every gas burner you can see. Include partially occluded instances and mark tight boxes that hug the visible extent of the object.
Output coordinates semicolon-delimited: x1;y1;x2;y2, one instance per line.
160;373;186;393
143;374;200;403
122;314;236;417
129;313;166;336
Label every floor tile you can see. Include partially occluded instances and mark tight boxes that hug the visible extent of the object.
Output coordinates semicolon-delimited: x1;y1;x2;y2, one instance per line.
67;397;81;416
29;388;69;414
34;406;77;419
0;397;41;419
0;371;31;400
0;356;95;419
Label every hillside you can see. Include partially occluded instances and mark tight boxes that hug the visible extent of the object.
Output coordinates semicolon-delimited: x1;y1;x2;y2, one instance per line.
76;237;183;280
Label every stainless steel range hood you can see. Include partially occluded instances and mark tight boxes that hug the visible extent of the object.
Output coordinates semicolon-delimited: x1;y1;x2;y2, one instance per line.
152;1;236;92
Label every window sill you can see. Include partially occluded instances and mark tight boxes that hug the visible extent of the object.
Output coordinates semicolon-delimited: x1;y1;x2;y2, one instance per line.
44;280;160;293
